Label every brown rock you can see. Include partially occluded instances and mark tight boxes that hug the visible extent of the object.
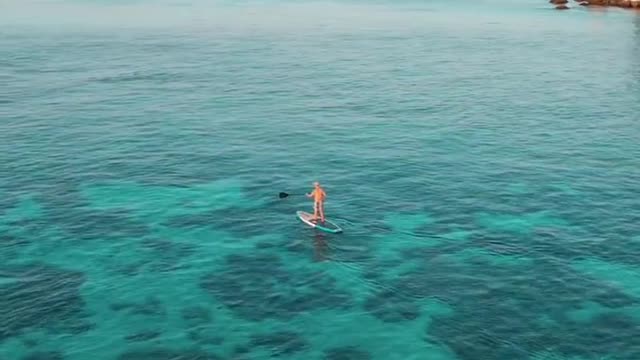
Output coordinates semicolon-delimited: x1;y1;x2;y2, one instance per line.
556;4;570;8
577;0;640;6
550;0;568;4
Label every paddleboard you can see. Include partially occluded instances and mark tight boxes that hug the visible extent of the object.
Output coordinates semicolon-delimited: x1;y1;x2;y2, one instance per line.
296;211;343;234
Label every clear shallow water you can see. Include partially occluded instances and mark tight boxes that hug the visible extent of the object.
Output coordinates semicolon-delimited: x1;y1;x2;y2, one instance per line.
1;1;640;359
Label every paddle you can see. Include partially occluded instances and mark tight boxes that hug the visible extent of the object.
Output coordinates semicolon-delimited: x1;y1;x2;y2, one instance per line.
279;192;293;198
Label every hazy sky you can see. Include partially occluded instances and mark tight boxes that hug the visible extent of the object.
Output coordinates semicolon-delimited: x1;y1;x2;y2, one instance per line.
1;0;437;29
0;0;634;36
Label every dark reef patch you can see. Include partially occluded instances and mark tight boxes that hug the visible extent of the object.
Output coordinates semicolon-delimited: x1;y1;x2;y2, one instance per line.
164;206;274;239
415;254;640;360
399;241;471;263
363;289;421;323
181;305;221;345
324;346;372;360
0;233;30;249
109;296;166;318
0;193;17;218
21;351;65;360
32;184;150;243
117;348;221;360
52;208;150;243
125;330;162;342
140;239;198;273
21;337;38;348
187;328;224;346
115;261;147;277
0;263;88;342
254;240;279;249
163;212;218;230
200;253;353;321
181;306;211;325
250;331;309;357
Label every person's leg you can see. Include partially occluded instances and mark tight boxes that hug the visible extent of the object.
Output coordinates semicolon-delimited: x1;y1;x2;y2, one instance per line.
313;201;319;221
319;202;325;222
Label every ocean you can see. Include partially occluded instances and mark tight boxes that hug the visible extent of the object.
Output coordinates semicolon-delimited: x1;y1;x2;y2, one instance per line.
1;1;640;359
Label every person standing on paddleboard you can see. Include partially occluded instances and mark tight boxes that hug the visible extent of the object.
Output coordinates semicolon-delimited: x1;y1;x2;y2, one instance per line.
306;182;326;223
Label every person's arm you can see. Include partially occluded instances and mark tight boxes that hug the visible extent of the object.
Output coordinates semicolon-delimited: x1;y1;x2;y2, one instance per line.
306;189;314;198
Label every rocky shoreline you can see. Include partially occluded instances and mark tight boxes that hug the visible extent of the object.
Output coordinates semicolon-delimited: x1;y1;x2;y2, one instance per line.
550;0;640;10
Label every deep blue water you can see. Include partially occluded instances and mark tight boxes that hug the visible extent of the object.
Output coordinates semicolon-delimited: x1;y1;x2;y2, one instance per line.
1;1;640;359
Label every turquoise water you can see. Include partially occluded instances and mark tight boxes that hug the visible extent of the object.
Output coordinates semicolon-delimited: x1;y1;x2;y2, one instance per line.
2;0;640;359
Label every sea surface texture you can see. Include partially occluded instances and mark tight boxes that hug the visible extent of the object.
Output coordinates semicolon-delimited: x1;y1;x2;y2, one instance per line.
1;0;640;359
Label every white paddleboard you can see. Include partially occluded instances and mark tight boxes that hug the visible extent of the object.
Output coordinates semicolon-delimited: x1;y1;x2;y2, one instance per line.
296;211;343;234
